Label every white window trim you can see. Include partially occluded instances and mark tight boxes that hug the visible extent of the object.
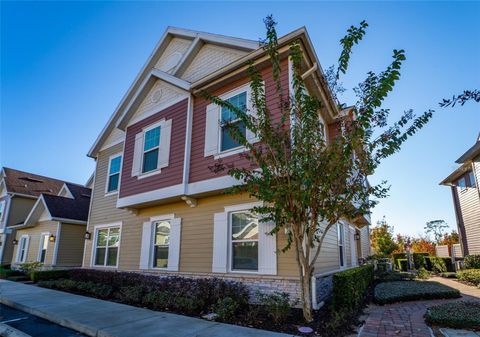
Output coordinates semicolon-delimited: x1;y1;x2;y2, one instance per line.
91;222;122;268
150;217;173;270
225;202;262;274
16;235;29;263
140;121;163;176
105;152;123;196
338;222;346;269
37;232;50;263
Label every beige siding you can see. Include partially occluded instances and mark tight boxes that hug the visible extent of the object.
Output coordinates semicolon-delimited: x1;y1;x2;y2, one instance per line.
56;223;85;266
181;44;247;83
313;224;340;274
102;128;125;151
13;221;57;265
154;37;192;71
7;197;36;227
459;156;480;255
360;225;371;258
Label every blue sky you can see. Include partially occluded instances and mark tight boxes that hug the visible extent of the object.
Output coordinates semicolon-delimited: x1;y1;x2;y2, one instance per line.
1;1;479;236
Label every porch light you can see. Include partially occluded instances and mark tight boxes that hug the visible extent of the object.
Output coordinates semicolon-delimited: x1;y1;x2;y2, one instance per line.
354;233;360;240
12;239;18;245
49;234;56;242
84;231;91;240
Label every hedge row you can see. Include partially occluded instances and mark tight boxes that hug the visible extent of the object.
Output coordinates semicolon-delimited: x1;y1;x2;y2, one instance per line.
425;301;480;330
30;269;71;282
457;269;480;286
332;265;374;311
464;255;480;269
374;281;460;304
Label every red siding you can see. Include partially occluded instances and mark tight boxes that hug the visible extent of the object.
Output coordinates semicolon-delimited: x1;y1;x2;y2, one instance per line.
189;58;290;183
119;99;188;198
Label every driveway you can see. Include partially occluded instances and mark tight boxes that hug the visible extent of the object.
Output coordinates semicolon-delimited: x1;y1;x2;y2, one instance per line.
359;277;480;337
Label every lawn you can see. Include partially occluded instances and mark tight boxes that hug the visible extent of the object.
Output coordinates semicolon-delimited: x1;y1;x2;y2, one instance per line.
374;281;460;304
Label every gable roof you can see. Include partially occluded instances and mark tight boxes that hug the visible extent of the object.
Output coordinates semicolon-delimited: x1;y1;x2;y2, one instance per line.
21;183;92;227
87;27;260;158
440;135;480;186
1;167;67;198
456;136;480;164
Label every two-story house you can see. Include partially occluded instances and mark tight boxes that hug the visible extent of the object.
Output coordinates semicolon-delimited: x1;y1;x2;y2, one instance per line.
84;27;371;306
441;134;480;256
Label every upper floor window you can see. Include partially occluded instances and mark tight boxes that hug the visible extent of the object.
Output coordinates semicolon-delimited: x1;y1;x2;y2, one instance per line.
0;200;5;221
458;177;466;190
468;171;476;188
107;155;122;193
230;211;258;271
153;220;170;268
142;125;161;173
220;92;247;152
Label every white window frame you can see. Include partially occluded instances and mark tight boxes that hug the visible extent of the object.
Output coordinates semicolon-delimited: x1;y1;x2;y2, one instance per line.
37;232;50;263
105;153;123;195
141;122;162;175
337;222;346;269
150;214;174;270
16;235;29;263
91;223;122;268
225;202;262;274
458;176;467;191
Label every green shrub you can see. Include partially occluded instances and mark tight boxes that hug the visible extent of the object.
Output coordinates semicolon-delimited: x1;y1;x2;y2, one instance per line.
6;275;29;282
0;267;23;279
425;301;480;329
374;281;460;304
376;270;415;282
255;292;292;324
115;286;144;304
392;253;406;269
143;291;172;310
30;269;71;282
417;267;430;280
412;253;429;269
464;255;480;269
17;262;43;275
457;269;480;286
214;297;240;321
439;272;457;279
424;257;447;273
333;265;374;311
397;259;408;271
171;295;205;315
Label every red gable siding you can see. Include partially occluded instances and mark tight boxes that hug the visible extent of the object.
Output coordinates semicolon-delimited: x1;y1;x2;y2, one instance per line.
189;58;290;183
119;98;188;198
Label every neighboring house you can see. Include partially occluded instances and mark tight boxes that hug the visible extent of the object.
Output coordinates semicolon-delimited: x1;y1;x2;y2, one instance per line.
0;168;66;265
441;134;480;256
84;27;371;306
11;182;91;268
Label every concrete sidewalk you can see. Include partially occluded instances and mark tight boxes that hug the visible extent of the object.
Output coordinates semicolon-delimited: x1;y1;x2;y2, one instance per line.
0;280;296;337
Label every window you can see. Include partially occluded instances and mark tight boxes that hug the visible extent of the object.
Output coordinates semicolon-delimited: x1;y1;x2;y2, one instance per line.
0;200;5;220
38;234;49;263
230;211;259;271
468;171;476;188
338;223;345;268
142;126;161;173
153;221;170;268
457;177;467;190
220;92;247;152
107;155;122;193
94;226;120;267
17;236;28;263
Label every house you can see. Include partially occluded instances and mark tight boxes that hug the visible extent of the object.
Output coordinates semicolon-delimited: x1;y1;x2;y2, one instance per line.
83;26;371;306
11;182;92;268
0;168;66;265
440;134;480;256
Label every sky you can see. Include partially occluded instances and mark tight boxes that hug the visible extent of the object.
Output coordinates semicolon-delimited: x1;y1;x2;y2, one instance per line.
1;1;479;237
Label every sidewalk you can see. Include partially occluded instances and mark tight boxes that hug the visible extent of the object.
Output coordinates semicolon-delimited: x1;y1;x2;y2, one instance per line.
0;280;296;337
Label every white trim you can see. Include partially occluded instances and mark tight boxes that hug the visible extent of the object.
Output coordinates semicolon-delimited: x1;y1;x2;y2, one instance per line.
52;222;61;265
58;184;74;199
173;37;203;76
116;184;184;208
228;209;260;274
140;120;163;175
224;202;263;213
127;95;188;127
23;196;51;227
337;222;346;270
16;234;29;263
151;68;191;91
99;137;125;152
150;213;175;222
51;218;87;225
37;232;50;263
187;175;240;196
90;222;122;268
214;146;247;160
105;152;123;195
181;95;194;190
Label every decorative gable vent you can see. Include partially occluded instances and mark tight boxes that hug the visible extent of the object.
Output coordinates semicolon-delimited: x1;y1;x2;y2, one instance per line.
159;52;183;74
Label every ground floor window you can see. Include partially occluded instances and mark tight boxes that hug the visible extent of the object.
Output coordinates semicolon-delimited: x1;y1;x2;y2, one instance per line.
153;220;170;268
38;233;49;263
17;236;28;263
230;211;259;271
94;226;120;267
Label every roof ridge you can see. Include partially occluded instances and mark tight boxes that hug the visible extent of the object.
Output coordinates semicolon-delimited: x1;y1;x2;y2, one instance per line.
3;167;82;186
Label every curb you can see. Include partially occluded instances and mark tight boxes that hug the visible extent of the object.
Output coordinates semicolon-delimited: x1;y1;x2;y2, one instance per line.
0;323;32;337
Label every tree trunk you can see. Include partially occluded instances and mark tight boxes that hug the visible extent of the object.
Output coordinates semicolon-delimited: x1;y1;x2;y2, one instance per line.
299;265;313;322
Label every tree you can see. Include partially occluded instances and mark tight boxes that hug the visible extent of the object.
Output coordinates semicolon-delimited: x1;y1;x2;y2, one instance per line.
424;220;449;244
371;217;399;256
205;16;434;322
439;89;480;107
411;236;436;256
438;230;459;247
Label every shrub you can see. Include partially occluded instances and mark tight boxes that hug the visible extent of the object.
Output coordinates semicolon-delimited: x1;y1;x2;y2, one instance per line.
376;270;415;282
115;286;144;304
457;269;480;286
30;269;71;282
439;272;457;279
213;297;240;321
0;267;23;279
412;253;429;269
425;301;480;329
424;257;447;273
143;291;172;310
417;267;430;280
333;265;374;311
255;292;292;324
392;253;406;269
6;275;29;282
464;255;480;269
18;262;43;275
397;259;408;271
374;281;460;304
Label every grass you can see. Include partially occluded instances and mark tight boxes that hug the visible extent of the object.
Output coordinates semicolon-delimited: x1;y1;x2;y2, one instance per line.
425;301;480;330
374;281;460;304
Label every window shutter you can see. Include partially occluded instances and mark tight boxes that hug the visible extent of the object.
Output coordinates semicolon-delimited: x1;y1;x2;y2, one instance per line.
131;132;144;177
158;119;172;169
258;220;277;275
139;222;152;269
212;212;228;273
246;86;260;144
204;103;220;157
167;218;182;271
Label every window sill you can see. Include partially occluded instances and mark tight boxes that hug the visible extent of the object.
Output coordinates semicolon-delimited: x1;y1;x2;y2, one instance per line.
91;264;118;269
214;146;246;160
137;169;162;180
104;191;118;197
